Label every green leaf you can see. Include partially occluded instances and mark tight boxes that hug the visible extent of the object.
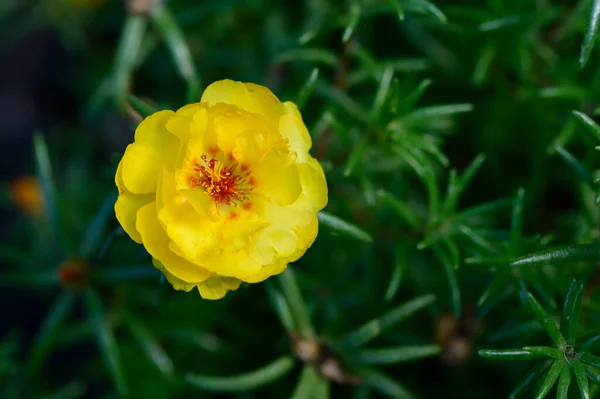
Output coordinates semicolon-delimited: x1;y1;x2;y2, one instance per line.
265;280;296;333
185;356;295;392
488;321;543;341
0;270;57;287
317;211;373;243
27;292;75;373
344;137;368;177
113;15;147;110
510;188;525;257
457;225;496;253
295;68;320;110
85;289;128;396
402;78;433;110
340;294;436;347
33;131;63;251
573;110;600;142
275;48;338;68
434;245;461;316
315;376;330;399
560;279;584;343
355;345;441;365
384;248;407;302
362;368;416;399
472;46;495;85
456;198;513;220
580;353;600;368
443;154;486;214
580;0;600;67
477;284;514;318
388;0;404;21
370;66;394;122
315;85;370;123
509;361;549;399
418;0;447;23
149;4;201;103
400;103;474;125
579;332;600;351
342;0;361;43
125;314;174;379
478;349;546;361
519;291;566;347
477;273;511;308
127;95;161;118
533;359;563;399
584;363;600;383
572;359;590;399
553;145;593;188
277;267;315;338
79;191;118;260
377;189;419;229
521;346;562;359
556;362;572;399
512;244;600;268
290;366;319;399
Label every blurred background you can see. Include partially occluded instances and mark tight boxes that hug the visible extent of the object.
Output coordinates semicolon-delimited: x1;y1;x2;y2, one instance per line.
2;0;600;398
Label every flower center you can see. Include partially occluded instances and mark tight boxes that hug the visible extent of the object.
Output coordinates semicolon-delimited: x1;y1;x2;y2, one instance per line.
189;155;250;206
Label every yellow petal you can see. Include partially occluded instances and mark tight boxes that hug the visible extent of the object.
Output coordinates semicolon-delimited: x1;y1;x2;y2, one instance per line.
156;170;223;260
199;249;262;279
280;102;313;162
232;130;267;166
115;159;126;194
158;169;214;219
114;193;153;244
241;261;287;284
297;158;328;211
136;202;211;283
220;210;269;252
165;103;206;140
197;275;242;300
162;208;222;262
252;149;301;205
201;80;283;124
121;143;162;195
213;108;266;155
152;259;197;292
134;110;175;147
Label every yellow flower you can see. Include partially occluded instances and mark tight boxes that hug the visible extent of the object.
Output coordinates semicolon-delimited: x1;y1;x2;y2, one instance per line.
114;80;328;299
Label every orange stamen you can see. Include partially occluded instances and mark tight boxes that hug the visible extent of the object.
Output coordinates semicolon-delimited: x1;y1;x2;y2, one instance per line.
188;155;251;206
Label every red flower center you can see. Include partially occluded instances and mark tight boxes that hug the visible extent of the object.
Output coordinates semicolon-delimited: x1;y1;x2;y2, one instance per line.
189;155;251;206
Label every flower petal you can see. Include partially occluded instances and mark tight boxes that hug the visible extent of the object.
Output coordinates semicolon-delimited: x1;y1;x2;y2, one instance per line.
297;158;328;211
135;110;176;147
201;80;283;124
114;193;153;244
152;259;196;292
252;149;301;205
196;275;242;300
199;249;262;279
162;209;222;262
214;108;265;155
136;202;211;283
165;103;206;140
232;130;267;166
280;102;313;162
121;143;162;194
241;261;287;284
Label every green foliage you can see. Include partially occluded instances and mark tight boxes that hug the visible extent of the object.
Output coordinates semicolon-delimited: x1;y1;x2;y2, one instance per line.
3;0;600;398
480;280;600;398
